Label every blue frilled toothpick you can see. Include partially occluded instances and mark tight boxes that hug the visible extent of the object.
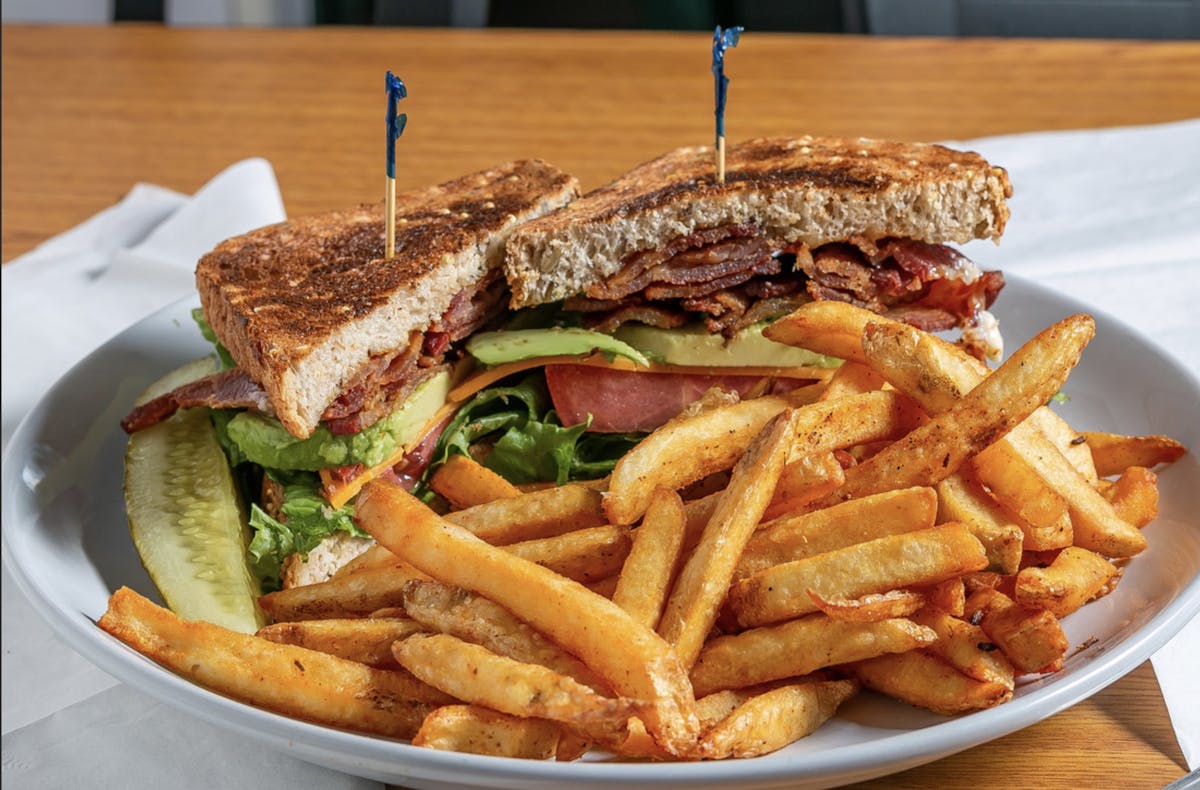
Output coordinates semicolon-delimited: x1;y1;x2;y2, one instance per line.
712;25;743;184
385;71;408;259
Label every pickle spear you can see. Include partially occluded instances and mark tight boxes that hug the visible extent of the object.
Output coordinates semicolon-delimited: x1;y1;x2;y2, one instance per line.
124;357;265;633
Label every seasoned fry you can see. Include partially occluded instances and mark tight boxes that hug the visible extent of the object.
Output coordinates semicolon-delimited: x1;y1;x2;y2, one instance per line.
412;705;561;758
917;578;966;617
910;607;1015;689
1083;432;1187;478
1014;546;1119;618
762;300;878;363
1101;466;1160;527
606;391;920;526
696;679;859;759
256;616;424;668
429;454;522;510
259;563;429;622
761;452;845;521
446;483;606;545
659;411;796;668
965;587;1068;674
936;472;1025;574
331;544;402;578
506;525;633;583
354;479;700;756
393;633;634;737
611;487;687;630
400;579;609;692
689;614;936;697
1029;408;1098;484
851;650;1013;715
99;587;442;738
695;689;756;729
728;524;988;629
735;487;937;581
970;444;1069;542
819;361;887;401
807;589;926;622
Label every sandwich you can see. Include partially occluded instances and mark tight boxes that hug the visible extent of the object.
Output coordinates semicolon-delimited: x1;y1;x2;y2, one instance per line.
121;159;578;589
454;135;1010;438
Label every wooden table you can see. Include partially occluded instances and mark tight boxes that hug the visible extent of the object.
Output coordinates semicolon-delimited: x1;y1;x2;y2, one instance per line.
2;24;1196;788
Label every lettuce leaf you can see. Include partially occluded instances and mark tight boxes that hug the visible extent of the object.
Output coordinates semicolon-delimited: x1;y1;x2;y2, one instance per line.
191;308;237;370
247;470;366;592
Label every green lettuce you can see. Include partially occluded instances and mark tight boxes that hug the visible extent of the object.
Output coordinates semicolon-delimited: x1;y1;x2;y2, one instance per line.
247;470;367;592
191;308;237;370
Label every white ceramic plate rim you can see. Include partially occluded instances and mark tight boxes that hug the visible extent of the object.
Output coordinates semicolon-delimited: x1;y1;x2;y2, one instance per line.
4;273;1199;789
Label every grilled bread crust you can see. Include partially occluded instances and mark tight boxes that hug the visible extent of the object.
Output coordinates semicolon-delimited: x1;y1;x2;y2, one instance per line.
197;160;578;437
504;136;1011;308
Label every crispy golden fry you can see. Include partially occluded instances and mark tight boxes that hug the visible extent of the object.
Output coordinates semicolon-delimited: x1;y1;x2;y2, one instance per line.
446;483;606;545
1029;408;1098;484
762;452;845;521
393;634;634;738
695;689;756;729
1014;546;1119;618
936;471;1026;574
659;411;796;669
850;650;1013;715
689;614;935;697
354;479;700;756
1101;466;1160;527
965;587;1068;674
99;587;442;738
555;731;593;762
735;487;937;581
612;487;687;630
412;704;561;758
400;579;609;692
259;564;429;622
606;391;919;526
728;524;988;629
256;616;424;668
910;607;1015;689
807;589;926;622
506;525;633;583
1083;432;1187;478
823;316;1094;507
585;575;620;599
429;454;523;510
819;361;887;401
860;317;1144;558
917;578;966;618
696;679;859;759
970;444;1069;543
331;544;402;579
763;300;878;363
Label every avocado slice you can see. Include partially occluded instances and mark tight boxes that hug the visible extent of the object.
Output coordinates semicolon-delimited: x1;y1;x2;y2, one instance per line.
467;327;650;367
614;322;842;368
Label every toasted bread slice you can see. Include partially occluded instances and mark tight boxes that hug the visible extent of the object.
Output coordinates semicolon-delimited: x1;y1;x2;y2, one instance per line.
197;160;578;437
505;137;1011;308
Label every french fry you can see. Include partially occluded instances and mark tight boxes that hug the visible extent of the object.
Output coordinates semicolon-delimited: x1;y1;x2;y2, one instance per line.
400;579;609;693
695;689;756;729
917;578;966;617
761;452;845;521
823;315;1094;506
910;607;1015;689
1029;408;1098;484
611;487;687;630
606;391;920;526
1014;546;1119;618
734;487;937;581
696;679;859;759
1083;432;1187;478
256;616;424;668
763;300;878;363
446;483;606;545
689;614;936;697
429;453;522;510
850;650;1013;715
412;704;561;758
1101;466;1160;527
970;444;1070;544
506;525;633;583
965;587;1068;674
807;589;925;622
331;544;403;579
354;479;700;756
393;633;634;738
819;361;887;401
99;587;442;738
936;471;1026;574
728;524;988;629
658;410;796;669
258;563;429;622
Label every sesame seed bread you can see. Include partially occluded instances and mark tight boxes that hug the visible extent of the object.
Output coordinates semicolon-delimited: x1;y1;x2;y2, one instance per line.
196;160;579;438
504;136;1011;308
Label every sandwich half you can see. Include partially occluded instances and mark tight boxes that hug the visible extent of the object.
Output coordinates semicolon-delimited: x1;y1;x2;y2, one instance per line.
122;159;578;587
473;136;1010;434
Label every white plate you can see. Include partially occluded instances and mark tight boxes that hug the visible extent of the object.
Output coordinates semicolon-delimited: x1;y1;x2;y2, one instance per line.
3;275;1199;790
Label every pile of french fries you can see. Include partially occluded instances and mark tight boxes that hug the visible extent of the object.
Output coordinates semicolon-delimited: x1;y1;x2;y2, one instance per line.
99;301;1187;761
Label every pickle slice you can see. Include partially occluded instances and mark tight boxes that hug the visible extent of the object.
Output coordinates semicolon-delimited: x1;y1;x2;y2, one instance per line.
124;358;265;633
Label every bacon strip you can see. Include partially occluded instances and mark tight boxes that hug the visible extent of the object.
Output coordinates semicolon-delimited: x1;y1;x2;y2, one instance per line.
120;369;271;434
